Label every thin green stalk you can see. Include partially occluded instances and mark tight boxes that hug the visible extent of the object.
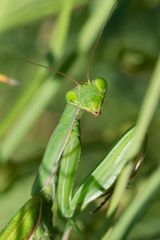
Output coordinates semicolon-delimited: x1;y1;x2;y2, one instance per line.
107;162;133;218
0;77;60;162
100;163;133;240
103;167;160;240
0;0;89;32
78;0;118;52
129;55;160;159
50;0;75;59
102;54;160;240
61;221;73;240
61;220;84;240
0;68;45;137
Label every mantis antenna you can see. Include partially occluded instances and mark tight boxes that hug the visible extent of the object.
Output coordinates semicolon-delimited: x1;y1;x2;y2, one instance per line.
86;1;118;81
15;57;79;85
14;3;118;85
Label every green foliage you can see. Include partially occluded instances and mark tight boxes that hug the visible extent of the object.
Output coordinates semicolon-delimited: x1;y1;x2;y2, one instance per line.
0;196;42;239
0;0;159;239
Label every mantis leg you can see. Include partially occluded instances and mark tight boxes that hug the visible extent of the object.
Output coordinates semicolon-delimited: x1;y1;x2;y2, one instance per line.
57;126;137;219
32;104;80;196
71;127;135;212
56;120;81;218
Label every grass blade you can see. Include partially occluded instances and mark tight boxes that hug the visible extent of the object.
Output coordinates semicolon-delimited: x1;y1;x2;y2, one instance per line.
50;0;75;59
129;55;160;158
0;196;42;240
0;77;60;162
103;167;160;240
78;0;118;52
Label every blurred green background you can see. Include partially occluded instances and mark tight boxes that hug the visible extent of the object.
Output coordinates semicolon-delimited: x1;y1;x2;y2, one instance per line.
0;0;159;239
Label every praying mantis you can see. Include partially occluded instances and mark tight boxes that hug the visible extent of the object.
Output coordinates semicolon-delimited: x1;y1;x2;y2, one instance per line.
0;76;141;239
31;77;108;215
0;4;145;240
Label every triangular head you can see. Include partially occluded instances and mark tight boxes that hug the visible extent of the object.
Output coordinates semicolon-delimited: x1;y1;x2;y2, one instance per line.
66;78;107;116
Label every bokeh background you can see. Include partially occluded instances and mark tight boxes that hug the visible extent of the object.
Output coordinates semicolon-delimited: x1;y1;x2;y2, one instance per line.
0;0;159;239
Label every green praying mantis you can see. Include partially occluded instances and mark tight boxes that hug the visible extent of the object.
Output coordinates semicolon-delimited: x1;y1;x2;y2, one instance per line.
0;7;146;240
0;75;144;239
32;77;108;216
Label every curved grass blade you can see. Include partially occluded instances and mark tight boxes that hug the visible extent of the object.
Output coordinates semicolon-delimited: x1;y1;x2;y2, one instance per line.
50;0;75;59
129;54;160;159
0;0;88;32
0;77;60;163
104;167;160;240
0;67;46;137
78;0;118;52
0;196;42;240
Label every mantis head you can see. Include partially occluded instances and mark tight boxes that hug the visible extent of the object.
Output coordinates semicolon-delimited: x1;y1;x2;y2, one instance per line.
66;78;107;116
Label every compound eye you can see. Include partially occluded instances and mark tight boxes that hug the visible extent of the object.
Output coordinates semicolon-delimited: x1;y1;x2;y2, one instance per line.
66;91;78;103
95;78;107;93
